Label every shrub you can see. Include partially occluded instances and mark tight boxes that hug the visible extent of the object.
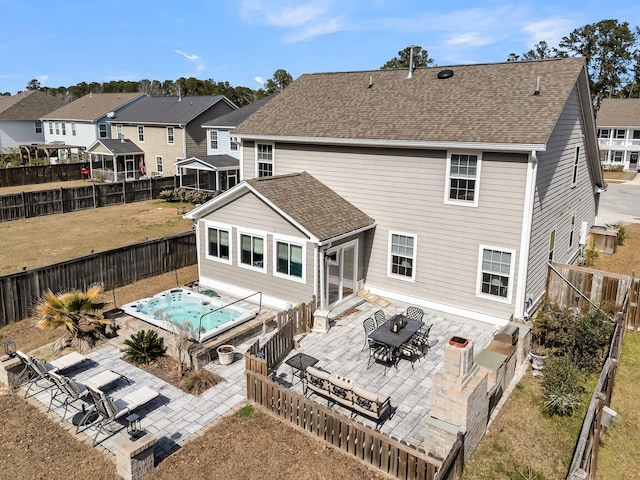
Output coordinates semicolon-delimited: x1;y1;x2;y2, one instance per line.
542;354;584;416
583;247;599;267
178;369;223;395
608;223;627;246
123;330;166;364
157;187;216;204
571;308;613;372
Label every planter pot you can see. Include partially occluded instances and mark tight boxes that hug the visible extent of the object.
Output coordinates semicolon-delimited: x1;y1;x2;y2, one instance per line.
448;336;469;348
217;345;236;365
530;352;547;377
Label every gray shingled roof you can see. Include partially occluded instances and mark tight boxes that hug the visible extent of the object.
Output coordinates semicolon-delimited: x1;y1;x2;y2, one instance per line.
597;98;640;127
0;90;65;120
234;58;586;146
112;95;233;126
245;172;374;241
89;139;143;154
177;155;239;169
41;93;145;122
201;95;275;128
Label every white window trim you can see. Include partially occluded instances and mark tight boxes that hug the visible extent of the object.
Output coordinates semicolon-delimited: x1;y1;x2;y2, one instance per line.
138;125;145;143
272;234;306;283
237;228;267;273
444;151;481;207
167;126;175;145
71;122;76;136
476;244;516;304
209;130;219;150
387;230;417;282
98;123;107;138
48;122;53;135
204;220;232;265
255;143;275;177
156;155;163;173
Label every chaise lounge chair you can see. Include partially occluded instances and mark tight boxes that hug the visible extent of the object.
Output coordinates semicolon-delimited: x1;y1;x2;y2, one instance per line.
15;350;87;398
47;369;130;421
78;385;160;446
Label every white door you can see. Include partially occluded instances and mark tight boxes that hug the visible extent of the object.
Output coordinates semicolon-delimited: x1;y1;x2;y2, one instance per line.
325;241;357;309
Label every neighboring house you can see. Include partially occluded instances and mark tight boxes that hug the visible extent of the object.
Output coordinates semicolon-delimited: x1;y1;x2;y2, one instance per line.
86;139;145;182
187;58;605;328
41;93;147;152
596;98;640;171
176;96;273;193
0;90;65;154
109;96;237;177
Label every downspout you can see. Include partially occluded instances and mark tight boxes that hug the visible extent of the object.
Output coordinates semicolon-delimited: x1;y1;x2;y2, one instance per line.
515;150;538;319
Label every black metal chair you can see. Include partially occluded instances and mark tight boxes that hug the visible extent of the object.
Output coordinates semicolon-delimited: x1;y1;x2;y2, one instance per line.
410;323;438;355
362;317;376;351
366;338;396;375
405;306;424;322
374;310;386;328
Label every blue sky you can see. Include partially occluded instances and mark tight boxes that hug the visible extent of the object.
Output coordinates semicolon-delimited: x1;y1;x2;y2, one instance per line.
1;0;639;95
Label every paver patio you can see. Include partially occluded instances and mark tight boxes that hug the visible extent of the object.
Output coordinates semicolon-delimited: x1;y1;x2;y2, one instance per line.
272;302;497;447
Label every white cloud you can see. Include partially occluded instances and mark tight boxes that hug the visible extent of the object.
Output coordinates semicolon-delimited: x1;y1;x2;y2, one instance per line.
196;65;205;73
254;76;266;85
266;4;327;27
38;75;48;86
523;18;572;46
284;16;343;43
445;32;495;48
175;49;200;61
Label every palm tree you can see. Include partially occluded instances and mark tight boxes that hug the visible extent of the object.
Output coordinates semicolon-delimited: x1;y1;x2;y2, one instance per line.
35;284;110;353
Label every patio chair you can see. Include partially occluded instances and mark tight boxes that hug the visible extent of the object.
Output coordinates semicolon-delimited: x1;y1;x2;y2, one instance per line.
47;369;130;421
410;324;438;355
79;385;160;446
399;342;422;369
366;338;396;375
405;306;424;322
362;317;376;351
14;350;87;398
373;310;386;328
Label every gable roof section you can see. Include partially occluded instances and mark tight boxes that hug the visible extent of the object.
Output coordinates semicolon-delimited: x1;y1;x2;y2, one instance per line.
234;58;587;149
41;93;145;122
112;95;237;126
87;138;143;155
176;155;239;170
187;171;375;242
201;95;275;128
597;99;640;127
0;90;65;120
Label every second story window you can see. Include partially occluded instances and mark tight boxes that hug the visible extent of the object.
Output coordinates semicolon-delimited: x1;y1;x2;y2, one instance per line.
98;123;107;138
257;144;273;177
34;121;42;134
230;139;238;151
571;146;580;187
48;122;53;135
209;130;218;150
116;125;122;139
55;122;60;135
445;153;480;206
167;126;175;144
61;123;66;135
138;126;145;142
71;123;76;136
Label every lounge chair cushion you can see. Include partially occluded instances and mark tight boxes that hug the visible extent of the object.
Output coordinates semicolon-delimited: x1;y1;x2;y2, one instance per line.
48;351;86;371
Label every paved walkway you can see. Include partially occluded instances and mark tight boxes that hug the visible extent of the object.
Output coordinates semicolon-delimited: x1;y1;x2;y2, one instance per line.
272;302;497;447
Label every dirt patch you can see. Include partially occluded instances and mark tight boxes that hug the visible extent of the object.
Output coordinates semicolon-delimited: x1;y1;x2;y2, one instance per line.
591;223;640;276
0;199;193;275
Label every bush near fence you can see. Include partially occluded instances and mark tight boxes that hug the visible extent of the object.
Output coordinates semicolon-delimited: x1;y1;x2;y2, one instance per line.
0;177;177;222
0;164;84;187
0;231;196;327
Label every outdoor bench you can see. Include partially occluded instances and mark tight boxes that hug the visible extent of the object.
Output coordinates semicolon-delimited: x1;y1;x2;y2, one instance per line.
305;366;391;426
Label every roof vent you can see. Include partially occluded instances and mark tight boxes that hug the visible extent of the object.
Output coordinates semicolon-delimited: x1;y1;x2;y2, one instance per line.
437;69;454;80
533;76;541;96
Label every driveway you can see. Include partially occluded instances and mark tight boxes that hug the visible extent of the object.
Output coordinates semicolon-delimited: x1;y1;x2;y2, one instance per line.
598;175;640;225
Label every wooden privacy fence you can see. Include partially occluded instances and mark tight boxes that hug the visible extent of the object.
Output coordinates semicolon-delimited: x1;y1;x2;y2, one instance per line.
546;262;640;330
0;164;84;187
0;231;196;327
245;298;316;376
567;319;626;479
245;370;455;480
0;177;176;222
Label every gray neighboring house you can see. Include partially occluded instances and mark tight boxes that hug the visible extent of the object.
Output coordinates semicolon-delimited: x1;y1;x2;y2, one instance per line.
187;58;605;328
176;96;274;193
41;92;147;150
596;98;640;171
109;96;237;177
0;90;65;154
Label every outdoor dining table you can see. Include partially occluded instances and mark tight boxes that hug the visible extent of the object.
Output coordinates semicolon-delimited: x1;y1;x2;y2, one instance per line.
368;315;422;366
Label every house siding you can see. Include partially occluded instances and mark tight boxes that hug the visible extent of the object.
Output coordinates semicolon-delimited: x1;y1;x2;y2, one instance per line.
526;85;598;308
0;120;44;151
242;143;527;320
185;102;236;158
198;192;315;307
117;125;186;176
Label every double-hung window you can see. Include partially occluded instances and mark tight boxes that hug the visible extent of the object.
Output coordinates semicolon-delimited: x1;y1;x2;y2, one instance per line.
209;130;218;150
167;127;175;144
257;144;274;177
230;139;238;151
207;226;230;262
445;153;480;206
61;123;66;135
477;246;514;301
71;123;76;136
138;126;145;142
240;233;265;270
98;123;107;138
48;122;53;135
55;122;60;135
276;241;303;279
389;232;415;280
156;156;163;173
34;121;42;134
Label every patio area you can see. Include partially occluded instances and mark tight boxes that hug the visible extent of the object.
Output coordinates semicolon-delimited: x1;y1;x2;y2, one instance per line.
271;301;498;447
